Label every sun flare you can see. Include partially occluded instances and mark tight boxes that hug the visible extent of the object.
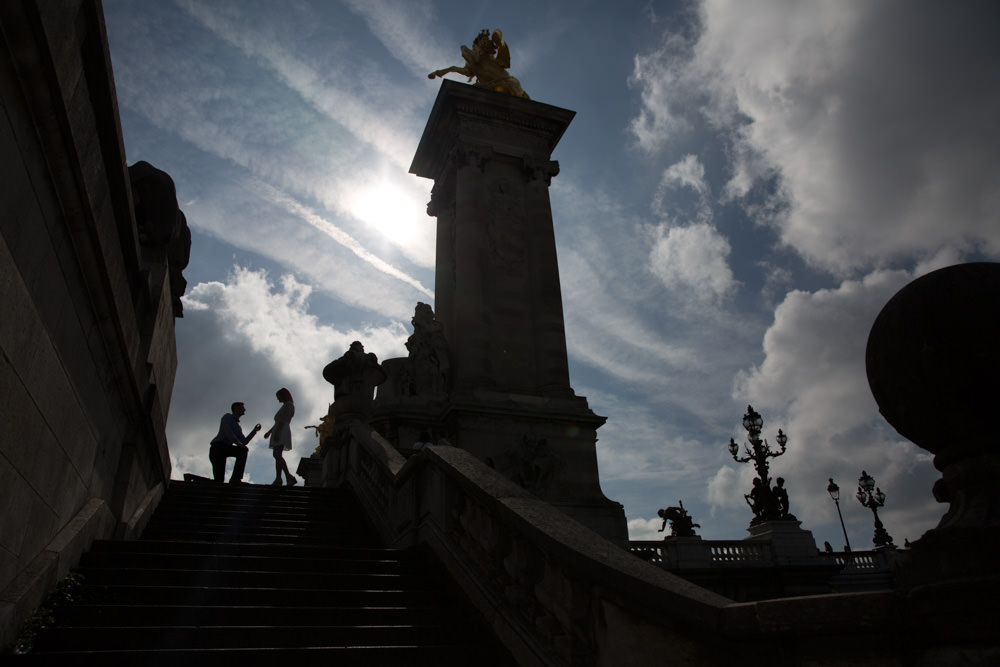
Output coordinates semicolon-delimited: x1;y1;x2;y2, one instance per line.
349;182;423;243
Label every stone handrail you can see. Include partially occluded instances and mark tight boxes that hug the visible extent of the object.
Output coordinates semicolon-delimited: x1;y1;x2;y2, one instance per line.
325;419;909;666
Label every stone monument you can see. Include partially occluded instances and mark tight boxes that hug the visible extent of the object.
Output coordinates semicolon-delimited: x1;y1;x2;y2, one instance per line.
374;72;627;545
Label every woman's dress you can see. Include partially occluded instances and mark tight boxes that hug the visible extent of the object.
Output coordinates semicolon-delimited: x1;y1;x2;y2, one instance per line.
268;401;294;451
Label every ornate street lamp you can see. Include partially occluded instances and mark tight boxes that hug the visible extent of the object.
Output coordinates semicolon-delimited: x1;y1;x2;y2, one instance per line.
856;470;894;548
827;478;852;552
727;405;792;525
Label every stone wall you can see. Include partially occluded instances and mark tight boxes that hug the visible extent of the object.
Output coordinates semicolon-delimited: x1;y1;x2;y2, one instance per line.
0;1;177;648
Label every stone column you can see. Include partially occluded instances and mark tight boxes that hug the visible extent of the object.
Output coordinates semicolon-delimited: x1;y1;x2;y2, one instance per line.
409;82;627;545
412;81;575;397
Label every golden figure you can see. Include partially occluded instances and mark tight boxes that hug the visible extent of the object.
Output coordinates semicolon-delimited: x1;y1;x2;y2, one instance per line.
428;29;529;99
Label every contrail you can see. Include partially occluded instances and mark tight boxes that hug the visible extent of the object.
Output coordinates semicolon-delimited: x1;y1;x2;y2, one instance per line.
261;182;434;298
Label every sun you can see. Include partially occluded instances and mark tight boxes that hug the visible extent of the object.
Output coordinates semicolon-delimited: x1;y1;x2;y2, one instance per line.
349;181;424;244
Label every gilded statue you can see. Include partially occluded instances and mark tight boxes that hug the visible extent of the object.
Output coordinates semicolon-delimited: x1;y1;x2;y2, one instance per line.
428;29;529;99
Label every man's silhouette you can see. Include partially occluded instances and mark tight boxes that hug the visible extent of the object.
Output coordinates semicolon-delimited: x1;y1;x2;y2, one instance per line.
209;402;260;483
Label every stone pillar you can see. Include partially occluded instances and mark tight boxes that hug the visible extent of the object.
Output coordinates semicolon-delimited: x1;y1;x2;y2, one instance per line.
413;81;575;397
409;82;627;545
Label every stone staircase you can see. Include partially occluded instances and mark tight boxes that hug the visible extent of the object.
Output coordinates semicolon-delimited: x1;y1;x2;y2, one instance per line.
11;481;511;665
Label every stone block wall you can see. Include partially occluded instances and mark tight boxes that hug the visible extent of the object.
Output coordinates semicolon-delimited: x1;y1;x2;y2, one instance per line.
0;0;176;648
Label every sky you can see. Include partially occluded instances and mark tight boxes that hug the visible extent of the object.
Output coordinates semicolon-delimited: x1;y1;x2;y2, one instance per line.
102;0;1000;550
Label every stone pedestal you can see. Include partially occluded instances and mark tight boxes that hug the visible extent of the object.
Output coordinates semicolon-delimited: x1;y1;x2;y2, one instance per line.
746;520;820;566
400;81;627;545
659;537;714;569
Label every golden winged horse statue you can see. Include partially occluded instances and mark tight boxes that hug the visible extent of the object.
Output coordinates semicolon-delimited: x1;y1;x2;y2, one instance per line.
428;29;529;99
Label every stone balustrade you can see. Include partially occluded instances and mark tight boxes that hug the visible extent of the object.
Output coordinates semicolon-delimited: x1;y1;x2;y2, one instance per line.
320;418;931;666
629;539;772;567
630;539;893;572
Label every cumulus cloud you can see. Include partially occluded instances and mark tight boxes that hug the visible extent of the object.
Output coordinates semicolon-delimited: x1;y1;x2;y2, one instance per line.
646;155;735;304
649;223;736;302
627;517;665;542
631;0;1000;275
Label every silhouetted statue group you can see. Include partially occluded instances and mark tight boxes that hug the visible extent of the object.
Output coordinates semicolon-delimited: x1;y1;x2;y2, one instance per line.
745;476;796;525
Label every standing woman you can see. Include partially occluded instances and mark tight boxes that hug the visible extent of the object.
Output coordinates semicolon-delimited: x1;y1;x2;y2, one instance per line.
264;387;297;486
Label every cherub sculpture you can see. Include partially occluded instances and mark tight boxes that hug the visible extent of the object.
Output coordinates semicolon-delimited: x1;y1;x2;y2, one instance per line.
428;29;529;99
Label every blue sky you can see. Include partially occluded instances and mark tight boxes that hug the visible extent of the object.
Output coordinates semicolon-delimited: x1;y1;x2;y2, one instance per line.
103;0;1000;548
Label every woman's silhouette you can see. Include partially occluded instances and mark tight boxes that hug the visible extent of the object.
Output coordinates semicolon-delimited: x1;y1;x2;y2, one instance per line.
264;387;297;486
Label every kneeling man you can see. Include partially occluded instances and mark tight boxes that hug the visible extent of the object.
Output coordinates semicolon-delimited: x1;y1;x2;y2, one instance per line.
209;402;261;483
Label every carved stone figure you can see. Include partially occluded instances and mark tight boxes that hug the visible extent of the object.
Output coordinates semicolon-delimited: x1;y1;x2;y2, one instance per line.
127;160;191;317
499;435;558;493
657;501;700;537
428;29;529;99
405;302;450;395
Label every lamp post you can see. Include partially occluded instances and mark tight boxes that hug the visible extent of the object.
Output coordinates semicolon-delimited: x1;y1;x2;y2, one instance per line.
727;405;789;524
826;478;852;552
856;470;894;548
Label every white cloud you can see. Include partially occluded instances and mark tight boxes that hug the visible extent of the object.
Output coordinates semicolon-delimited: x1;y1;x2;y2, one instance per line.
660;154;708;197
628;32;693;153
652;154;712;223
631;0;1000;275
626;516;665;542
706;466;743;514
649;223;736;301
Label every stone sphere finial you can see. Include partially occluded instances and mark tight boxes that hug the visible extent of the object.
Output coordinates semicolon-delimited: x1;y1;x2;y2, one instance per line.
866;262;1000;455
866;262;1000;534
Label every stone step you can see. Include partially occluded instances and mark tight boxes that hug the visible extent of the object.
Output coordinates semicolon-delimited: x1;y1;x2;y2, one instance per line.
137;528;377;546
11;481;511;665
87;538;399;560
148;504;363;522
72;584;453;607
143;516;374;536
74;566;441;590
8;644;500;666
53;603;465;628
30;623;489;652
154;491;357;507
80;550;425;575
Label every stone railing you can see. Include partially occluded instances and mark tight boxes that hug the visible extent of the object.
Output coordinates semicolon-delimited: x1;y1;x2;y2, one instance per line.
833;549;893;571
629;539;772;568
323;419;921;666
629;537;897;600
325;420;740;665
630;539;892;572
